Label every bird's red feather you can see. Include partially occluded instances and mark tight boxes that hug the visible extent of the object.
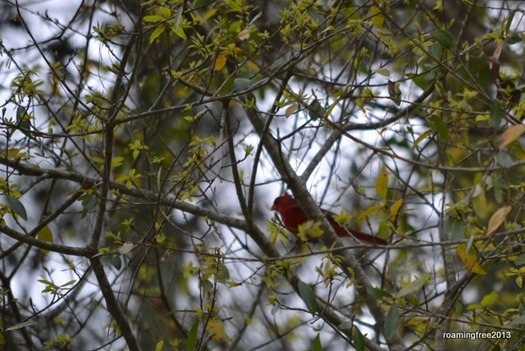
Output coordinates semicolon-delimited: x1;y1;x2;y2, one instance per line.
271;194;387;245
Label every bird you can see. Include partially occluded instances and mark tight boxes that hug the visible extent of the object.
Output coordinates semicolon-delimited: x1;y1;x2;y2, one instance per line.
271;194;387;246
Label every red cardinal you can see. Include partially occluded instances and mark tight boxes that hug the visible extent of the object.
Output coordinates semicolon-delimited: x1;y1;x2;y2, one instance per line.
271;194;387;245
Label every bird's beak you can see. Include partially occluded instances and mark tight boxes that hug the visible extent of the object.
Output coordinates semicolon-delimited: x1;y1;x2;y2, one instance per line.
271;203;277;211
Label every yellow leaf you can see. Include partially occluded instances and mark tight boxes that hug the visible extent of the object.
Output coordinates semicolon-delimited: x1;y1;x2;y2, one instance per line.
143;15;164;23
412;130;432;148
155;340;164;351
158;6;171;18
214;55;227;71
112;157;124;167
206;319;230;342
285;103;298;117
297;220;324;241
357;204;384;223
390;198;403;217
486;206;511;235
499;124;525;149
370;6;384;27
375;166;389;201
457;243;486;275
432;0;443;11
37;226;54;254
245;59;260;74
268;221;287;246
334;210;351;227
472;184;488;219
4;148;25;159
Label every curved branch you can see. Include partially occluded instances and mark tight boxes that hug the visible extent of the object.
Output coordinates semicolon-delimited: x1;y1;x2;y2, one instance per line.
245;106;392;349
90;257;140;351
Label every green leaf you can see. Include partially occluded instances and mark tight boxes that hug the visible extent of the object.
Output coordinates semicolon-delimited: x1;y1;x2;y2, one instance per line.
298;280;318;315
353;326;365;351
108;255;122;271
6;195;27;220
5;320;37;331
442;219;464;241
312;334;323;351
185;320;199;351
375;67;391;77
234;78;251;92
38;279;54;287
494;151;512;168
143;15;165;23
60;280;76;287
433;29;454;49
175;26;188;41
384;305;400;341
270;57;287;71
244;144;253;157
480;291;498;308
81;194;97;211
490;103;502;127
505;11;515;34
217;265;230;282
430;115;449;140
396;274;429;297
149;26;165;44
407;72;433;90
158;6;171;18
432;42;443;60
16;105;27;121
174;8;187;41
506;35;522;45
16;106;31;135
200;279;213;292
366;286;391;300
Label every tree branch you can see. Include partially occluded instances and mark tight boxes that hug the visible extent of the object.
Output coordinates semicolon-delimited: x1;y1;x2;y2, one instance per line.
245;106;395;349
90;257;140;351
